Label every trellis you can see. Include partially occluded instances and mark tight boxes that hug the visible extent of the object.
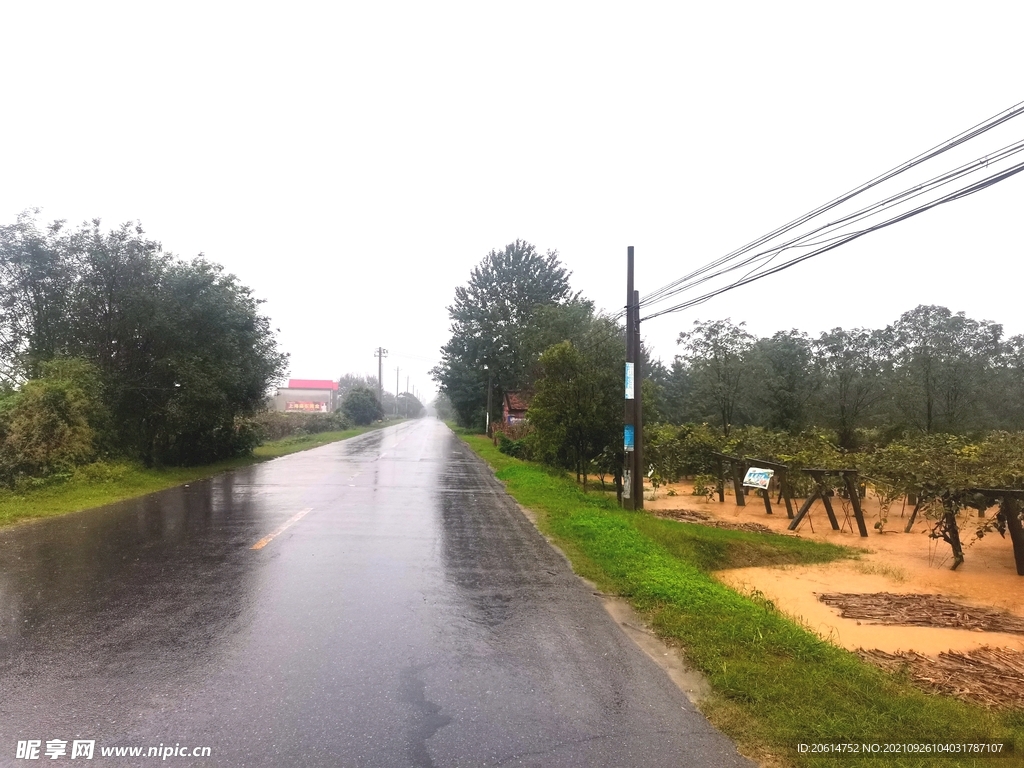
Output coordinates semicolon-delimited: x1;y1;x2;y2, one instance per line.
711;452;869;537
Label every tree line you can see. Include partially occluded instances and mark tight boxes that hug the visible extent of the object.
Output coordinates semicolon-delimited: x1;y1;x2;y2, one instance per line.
660;307;1023;448
0;212;287;482
433;240;1024;489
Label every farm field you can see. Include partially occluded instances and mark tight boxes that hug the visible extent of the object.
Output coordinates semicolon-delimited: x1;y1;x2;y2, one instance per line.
646;480;1024;708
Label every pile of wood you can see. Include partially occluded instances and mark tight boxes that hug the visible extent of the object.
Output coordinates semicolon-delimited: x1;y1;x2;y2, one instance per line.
818;592;1024;634
651;508;778;535
859;647;1024;708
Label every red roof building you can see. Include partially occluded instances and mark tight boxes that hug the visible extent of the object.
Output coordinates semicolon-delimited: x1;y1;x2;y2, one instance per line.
288;379;338;391
502;391;531;424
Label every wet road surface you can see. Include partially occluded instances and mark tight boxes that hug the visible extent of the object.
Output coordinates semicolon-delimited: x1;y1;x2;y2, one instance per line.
0;419;750;767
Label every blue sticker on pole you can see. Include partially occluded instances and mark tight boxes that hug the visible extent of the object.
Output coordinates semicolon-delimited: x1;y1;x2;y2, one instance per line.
624;424;634;452
625;362;634;399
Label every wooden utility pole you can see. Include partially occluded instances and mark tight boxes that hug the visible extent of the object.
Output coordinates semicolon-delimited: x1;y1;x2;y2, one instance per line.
623;247;636;510
633;288;643;510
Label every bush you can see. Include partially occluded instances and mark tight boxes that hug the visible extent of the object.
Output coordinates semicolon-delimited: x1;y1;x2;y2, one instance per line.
0;359;107;486
342;386;384;426
251;411;352;441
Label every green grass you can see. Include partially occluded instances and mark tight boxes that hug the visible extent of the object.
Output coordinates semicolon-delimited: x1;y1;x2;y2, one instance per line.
457;432;1023;768
0;421;399;528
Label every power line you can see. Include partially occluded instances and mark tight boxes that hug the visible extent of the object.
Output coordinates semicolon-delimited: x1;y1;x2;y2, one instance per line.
643;136;1024;309
641;158;1024;321
639;99;1024;311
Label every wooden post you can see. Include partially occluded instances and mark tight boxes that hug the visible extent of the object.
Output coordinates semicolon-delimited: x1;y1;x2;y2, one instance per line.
731;461;746;507
1002;495;1024;576
623;248;635;510
812;473;840;530
780;473;795;519
789;490;820;531
716;457;725;502
761;485;773;515
843;471;869;537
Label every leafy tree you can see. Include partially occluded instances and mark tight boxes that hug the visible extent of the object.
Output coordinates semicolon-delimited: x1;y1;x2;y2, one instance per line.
677;318;753;436
0;212;76;382
811;327;886;449
0;214;288;466
432;240;577;428
747;330;817;432
342;385;384;425
528;321;623;488
886;305;1001;433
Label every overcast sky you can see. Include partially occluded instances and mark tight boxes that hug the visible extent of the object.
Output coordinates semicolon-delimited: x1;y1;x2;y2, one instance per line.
1;1;1021;398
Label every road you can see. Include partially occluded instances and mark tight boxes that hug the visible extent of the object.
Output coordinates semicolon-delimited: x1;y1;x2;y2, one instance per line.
0;419;750;767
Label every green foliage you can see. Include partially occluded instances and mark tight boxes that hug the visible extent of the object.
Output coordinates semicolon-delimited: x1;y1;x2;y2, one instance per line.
528;322;623;487
644;422;721;481
251;410;353;441
342;385;384;425
0;214;288;468
0;359;107;485
677;318;753;435
431;240;579;427
457;433;1016;766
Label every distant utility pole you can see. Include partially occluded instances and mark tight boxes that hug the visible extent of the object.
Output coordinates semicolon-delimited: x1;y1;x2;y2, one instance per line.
375;347;388;403
406;376;409;394
395;366;400;415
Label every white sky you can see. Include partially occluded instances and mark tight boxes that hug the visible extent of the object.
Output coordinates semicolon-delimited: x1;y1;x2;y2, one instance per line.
1;1;1021;398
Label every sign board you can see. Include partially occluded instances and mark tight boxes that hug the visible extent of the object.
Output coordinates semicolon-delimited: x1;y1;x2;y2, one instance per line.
624;362;635;400
742;467;774;490
286;401;328;412
624;424;635;452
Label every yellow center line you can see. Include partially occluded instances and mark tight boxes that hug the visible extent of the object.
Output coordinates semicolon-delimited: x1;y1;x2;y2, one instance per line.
250;507;313;550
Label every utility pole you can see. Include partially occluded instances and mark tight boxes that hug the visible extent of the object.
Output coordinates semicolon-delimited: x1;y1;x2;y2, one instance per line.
406;376;409;394
621;249;645;511
375;347;388;404
395;366;400;416
484;365;493;436
623;247;636;510
633;288;644;511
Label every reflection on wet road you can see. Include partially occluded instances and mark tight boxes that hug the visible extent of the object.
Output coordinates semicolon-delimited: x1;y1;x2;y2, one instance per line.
0;419;748;767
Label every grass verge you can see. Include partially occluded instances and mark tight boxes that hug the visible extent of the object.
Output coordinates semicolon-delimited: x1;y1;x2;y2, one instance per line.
0;420;402;528
455;430;1023;768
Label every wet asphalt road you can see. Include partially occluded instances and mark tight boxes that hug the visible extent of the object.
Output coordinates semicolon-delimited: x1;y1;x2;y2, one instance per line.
0;419;749;767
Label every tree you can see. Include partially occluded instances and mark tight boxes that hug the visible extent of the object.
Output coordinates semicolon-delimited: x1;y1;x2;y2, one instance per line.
886;305;1001;433
811;327;885;449
0;214;288;466
342;385;384;425
528;317;623;488
747;330;817;432
677;319;753;436
432;240;577;428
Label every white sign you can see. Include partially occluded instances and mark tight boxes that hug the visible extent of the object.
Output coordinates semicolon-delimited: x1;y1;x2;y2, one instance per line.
742;467;774;490
624;362;634;399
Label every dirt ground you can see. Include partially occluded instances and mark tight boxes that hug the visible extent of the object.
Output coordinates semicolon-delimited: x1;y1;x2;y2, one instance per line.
643;478;1024;706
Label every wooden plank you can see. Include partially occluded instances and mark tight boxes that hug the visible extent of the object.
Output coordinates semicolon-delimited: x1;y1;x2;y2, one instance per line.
809;471;840;530
844;472;869;537
781;473;795;519
788;489;820;531
716;457;725;502
761;486;773;515
731;461;746;507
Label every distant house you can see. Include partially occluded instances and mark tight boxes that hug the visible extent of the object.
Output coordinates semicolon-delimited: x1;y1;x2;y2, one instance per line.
273;379;339;413
502;391;531;424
